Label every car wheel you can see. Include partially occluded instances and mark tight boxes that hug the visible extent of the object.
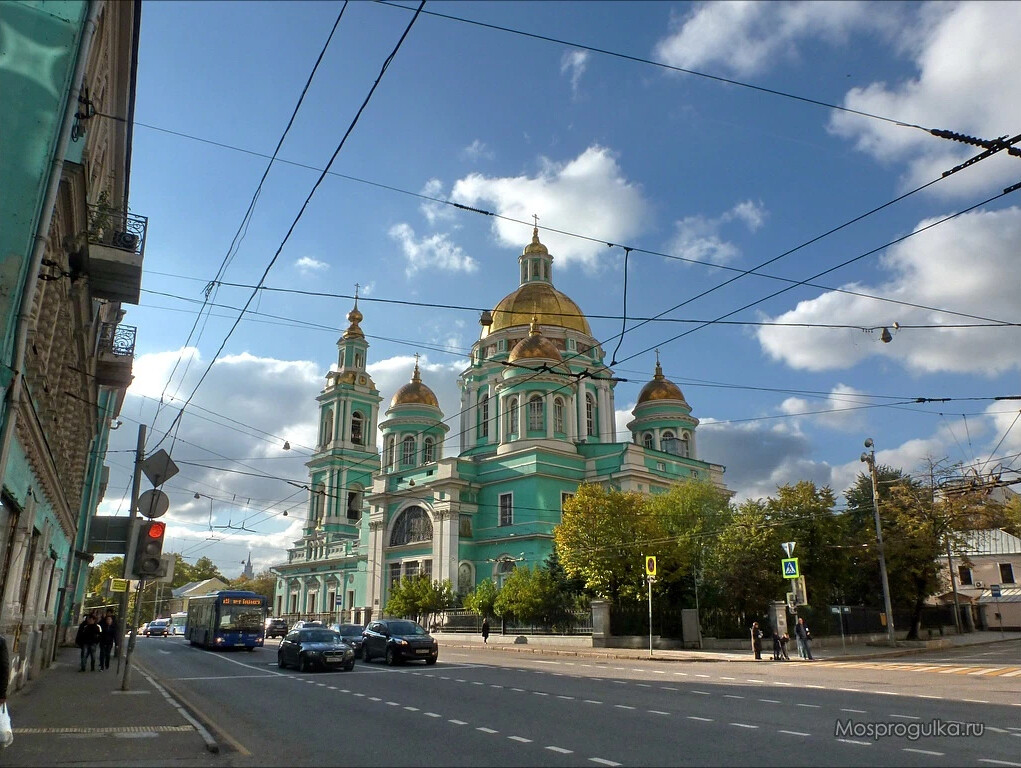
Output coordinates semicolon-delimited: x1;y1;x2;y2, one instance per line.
277;652;287;669
363;648;371;663
426;657;437;665
344;660;355;672
385;647;397;666
299;654;310;673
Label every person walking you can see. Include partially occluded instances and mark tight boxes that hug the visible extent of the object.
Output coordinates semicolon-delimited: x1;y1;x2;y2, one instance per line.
771;629;783;661
795;617;814;660
750;621;763;660
98;615;117;671
481;618;490;644
77;614;101;671
780;632;791;661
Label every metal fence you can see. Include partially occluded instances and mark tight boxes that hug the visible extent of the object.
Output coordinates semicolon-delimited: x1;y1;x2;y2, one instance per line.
433;609;592;635
609;602;690;639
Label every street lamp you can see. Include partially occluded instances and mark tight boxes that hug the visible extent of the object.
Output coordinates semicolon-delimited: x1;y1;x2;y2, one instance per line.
860;438;897;646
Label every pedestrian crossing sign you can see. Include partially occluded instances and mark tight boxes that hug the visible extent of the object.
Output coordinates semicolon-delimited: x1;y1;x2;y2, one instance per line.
781;558;800;579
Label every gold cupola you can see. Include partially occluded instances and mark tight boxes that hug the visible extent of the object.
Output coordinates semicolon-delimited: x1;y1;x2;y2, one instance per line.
342;295;364;340
390;359;439;408
636;354;686;404
508;317;563;364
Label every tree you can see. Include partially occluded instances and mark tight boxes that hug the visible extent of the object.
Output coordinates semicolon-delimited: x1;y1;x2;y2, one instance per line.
191;556;225;582
555;484;665;603
493;566;574;628
385;575;455;626
230;570;276;600
463;578;498;618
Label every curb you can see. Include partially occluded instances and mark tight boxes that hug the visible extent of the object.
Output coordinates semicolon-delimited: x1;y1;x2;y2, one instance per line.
133;658;220;754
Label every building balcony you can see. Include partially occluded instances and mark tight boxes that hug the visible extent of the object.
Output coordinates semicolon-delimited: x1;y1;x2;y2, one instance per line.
84;207;147;304
95;322;135;387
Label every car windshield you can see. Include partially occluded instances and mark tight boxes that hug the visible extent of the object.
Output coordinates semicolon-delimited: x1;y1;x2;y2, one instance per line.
150;620;167;627
301;630;339;643
388;621;426;636
337;625;363;637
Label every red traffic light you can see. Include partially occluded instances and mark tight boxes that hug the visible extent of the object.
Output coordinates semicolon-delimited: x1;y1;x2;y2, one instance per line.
147;521;166;538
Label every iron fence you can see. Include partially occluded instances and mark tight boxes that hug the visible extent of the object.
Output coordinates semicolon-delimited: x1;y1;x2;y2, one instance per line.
609;602;690;638
87;205;147;256
432;608;592;635
98;322;136;357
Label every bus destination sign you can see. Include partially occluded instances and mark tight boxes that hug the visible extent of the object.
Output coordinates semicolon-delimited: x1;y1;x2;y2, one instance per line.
221;597;263;606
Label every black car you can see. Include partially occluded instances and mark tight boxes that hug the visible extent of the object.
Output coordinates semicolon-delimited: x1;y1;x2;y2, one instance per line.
329;624;366;658
362;619;438;666
264;617;288;639
144;619;169;637
278;628;355;672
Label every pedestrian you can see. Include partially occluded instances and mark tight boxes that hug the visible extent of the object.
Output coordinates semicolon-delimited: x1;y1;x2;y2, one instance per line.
750;621;763;660
77;614;101;671
795;617;814;660
481;617;490;644
771;629;782;661
780;632;791;661
98;615;117;671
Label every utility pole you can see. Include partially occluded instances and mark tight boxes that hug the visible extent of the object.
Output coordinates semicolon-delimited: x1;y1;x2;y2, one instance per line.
120;424;145;690
861;438;896;646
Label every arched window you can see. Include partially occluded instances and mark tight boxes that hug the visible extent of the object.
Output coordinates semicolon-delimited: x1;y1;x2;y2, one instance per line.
554;397;565;434
401;436;416;466
311;483;326;525
423;437;435;464
321;408;333;445
389;506;433;547
643;432;654;449
520;262;527;283
661;430;677;455
354;352;363;368
528;395;544;431
586;394;596;437
496;558;516;587
347;489;362;521
479;394;490;438
680;432;690;458
507;397;518;434
385;437;395;470
351;411;364;445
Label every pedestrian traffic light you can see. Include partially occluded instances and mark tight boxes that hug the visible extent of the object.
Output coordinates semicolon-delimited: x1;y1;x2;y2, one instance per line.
131;520;166;579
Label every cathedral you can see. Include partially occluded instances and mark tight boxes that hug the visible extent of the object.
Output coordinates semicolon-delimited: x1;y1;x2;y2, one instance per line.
270;229;726;622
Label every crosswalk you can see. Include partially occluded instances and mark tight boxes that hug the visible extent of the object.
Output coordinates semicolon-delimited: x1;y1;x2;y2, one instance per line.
814;660;1021;677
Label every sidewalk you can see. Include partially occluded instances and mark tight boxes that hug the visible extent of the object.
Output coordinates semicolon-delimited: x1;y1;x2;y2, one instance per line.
2;646;220;767
434;629;1021;664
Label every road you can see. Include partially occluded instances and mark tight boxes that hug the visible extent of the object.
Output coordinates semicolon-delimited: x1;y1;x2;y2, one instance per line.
132;636;1021;767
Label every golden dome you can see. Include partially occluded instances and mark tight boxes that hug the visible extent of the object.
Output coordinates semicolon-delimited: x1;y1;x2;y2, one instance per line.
637;359;686;404
342;300;364;340
390;361;439;408
508;318;563;363
481;282;591;339
522;226;549;256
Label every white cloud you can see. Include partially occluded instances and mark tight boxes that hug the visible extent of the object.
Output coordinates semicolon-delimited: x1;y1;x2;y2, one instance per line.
388;222;477;277
560;50;589;96
294;256;328;274
451;145;649;269
653;1;877;77
778;384;869;431
829;3;1021;197
461;139;494;162
665;199;767;266
756;206;1021;375
419;178;456;226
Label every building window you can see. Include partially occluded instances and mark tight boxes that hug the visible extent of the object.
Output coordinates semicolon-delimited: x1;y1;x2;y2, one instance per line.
402;436;416;466
1000;563;1016;584
385;437;395;470
389;563;402;588
561;492;574;511
642;432;653;449
423;560;433;580
507;397;518;434
479;394;490;438
656;461;666;471
528;395;544;431
311;483;326;525
354;352;363;368
661;431;677;455
499;493;513;527
521;262;527;283
957;565;973;586
321;408;333;445
679;432;690;458
554;397;565;433
351;411;364;445
459;514;473;537
496;558;516;587
390;506;433;547
586;394;596;437
347;490;362;521
423;437;435;463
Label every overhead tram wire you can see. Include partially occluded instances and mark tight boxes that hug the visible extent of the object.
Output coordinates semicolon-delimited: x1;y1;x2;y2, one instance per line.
149;1;426;457
148;3;351;447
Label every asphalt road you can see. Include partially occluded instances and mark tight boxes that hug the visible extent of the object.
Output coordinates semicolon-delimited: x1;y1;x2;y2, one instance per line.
132;637;1021;767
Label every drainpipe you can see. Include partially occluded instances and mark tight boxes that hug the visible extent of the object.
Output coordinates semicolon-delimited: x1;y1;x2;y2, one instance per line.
0;0;105;493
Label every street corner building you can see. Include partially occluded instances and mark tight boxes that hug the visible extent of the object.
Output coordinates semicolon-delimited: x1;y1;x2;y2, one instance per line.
0;1;144;694
271;227;728;623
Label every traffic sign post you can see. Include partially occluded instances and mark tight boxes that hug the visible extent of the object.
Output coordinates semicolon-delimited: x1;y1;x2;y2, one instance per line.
644;556;656;659
990;585;1003;635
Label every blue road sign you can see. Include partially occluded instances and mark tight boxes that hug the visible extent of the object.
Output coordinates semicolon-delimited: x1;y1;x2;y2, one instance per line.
781;558;800;579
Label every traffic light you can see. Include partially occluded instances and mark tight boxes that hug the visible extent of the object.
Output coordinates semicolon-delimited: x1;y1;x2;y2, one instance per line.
131;520;166;578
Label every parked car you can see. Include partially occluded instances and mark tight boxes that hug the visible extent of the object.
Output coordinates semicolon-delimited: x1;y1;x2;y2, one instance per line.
144;619;170;637
264;617;288;638
362;619;438;666
277;628;355;672
289;619;325;632
328;623;366;658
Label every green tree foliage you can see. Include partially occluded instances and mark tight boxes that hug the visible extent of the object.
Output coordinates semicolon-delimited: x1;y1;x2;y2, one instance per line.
463;578;498;618
191;556;225;582
493;565;574;628
555;484;663;602
230;570;276;600
385;575;455;626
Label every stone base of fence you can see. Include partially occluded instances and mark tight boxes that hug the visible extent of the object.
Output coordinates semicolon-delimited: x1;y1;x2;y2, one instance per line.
593;635;695;650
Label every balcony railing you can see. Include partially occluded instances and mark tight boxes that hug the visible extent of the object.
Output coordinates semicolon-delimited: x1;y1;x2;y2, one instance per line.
86;206;147;256
98;322;136;357
85;206;147;304
95;322;136;387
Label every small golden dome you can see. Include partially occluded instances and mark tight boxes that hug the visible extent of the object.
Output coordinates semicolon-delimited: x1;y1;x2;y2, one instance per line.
522;226;549;256
637;358;686;404
343;300;364;339
508;317;563;363
390;361;439;408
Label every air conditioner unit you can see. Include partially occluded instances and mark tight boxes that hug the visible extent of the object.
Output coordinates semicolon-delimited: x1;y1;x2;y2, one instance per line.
974;580;985;588
110;231;139;251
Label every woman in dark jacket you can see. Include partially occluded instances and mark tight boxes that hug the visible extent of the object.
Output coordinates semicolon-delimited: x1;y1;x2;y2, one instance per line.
750;622;763;660
98;615;117;671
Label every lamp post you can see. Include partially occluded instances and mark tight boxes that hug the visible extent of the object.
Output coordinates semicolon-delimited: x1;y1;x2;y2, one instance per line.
860;438;896;646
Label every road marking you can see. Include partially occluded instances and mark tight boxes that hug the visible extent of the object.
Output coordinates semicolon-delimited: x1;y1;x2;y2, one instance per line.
674;672;688;676
836;739;871;746
774;681;792;686
662;687;679;691
476;727;498;733
404;706;419;711
687;716;713;722
779;730;810;737
491;684;503;688
759;699;780;704
424;712;441;718
648;710;670;715
804;684;824;689
172;674;279;681
327;686;337;690
695;674;710;678
691;690;710;695
636;683;651;688
557;695;575;700
509;736;532;743
837;688;859;692
730;723;758;729
1002;670;1021;678
724;695;744;699
612;680;627;685
353;693;365;697
614;705;636;710
533;692;549;696
978;761;1021;767
970;667;1007;676
890;714;920;720
386;702;399;707
653;670;665;674
340;689;349;693
448;719;466;725
440;676;450;680
472;681;484;686
841;708;866;713
796;704;820;709
937;667;974;674
455;678;466;683
584;700;602;705
546;746;573;754
746;679;765;683
917;695;941;700
511;688;525;692
369;697;381;702
589;759;622;767
721;676;735;680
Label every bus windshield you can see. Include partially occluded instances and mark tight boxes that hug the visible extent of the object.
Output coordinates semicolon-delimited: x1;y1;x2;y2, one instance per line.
219;604;263;631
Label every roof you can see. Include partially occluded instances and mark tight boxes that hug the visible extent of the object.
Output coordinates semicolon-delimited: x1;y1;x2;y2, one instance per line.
171;577;227;598
960;529;1021;556
977;587;1021;604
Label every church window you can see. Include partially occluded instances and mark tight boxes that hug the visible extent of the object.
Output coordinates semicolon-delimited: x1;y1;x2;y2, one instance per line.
521;262;527;283
554;397;565;433
385;437;395;470
351;411;364;445
507;397;518;434
390;505;433;547
423;437;435;463
586;394;596;437
643;432;654;449
528;395;544;431
354;352;363;368
347;490;362;521
401;436;416;466
479;394;490;438
661;431;677;455
499;493;513;527
496;558;516;587
311;483;326;525
389;563;402;587
680;432;690;458
321;408;333;445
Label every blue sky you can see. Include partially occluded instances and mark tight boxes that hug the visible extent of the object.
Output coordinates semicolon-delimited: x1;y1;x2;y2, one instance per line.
103;1;1021;577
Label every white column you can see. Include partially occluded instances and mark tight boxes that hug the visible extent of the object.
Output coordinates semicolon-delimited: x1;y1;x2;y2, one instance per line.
577;383;587;440
467;388;477;447
546;392;554;438
518;395;527;437
318;575;328;613
567;394;577;441
459;390;468;453
598;385;611;441
339;468;349;518
496;394;504;445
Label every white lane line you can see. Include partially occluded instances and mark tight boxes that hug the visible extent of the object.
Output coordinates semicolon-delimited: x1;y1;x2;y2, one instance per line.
662;687;679;691
537;660;560;665
369;697;382;702
476;727;498;734
796;704;821;709
695;674;711;678
721;676;735;680
648;710;670;715
890;714;920;721
509;736;532;743
614;705;636;710
584;700;602;705
779;730;810;737
546;746;573;754
455;679;466;683
903;748;945;756
917;694;942;700
533;692;549;697
688;716;713;722
386;702;400;707
589;759;622;767
353;693;365;697
404;706;419;712
472;681;484;686
841;708;866;713
636;683;651;688
724;695;744;700
557;695;575;700
424;712;441;718
653;670;665;674
804;684;824;689
490;684;503;689
978;762;1021;767
674;672;688;676
614;667;626;671
759;699;781;704
970;667;1007;676
691;690;711;696
746;679;765;683
774;681;792;686
511;688;525;692
837;687;859;692
836;739;871;746
580;664;592;668
448;719;466;725
612;680;627;685
340;689;350;693
730;723;758;729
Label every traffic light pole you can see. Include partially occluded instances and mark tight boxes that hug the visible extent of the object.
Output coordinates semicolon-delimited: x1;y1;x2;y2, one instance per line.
121;577;145;691
120;424;145;691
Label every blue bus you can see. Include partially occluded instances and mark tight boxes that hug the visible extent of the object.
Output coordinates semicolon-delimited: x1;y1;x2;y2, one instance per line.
185;590;268;650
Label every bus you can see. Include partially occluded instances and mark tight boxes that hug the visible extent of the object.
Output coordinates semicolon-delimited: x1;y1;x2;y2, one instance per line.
168;612;188;635
185;590;268;650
